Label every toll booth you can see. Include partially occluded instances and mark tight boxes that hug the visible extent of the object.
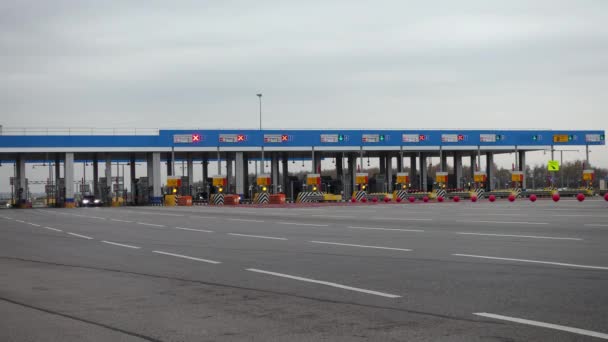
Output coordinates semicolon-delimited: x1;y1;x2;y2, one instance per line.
306;173;321;192
473;171;487;198
351;173;368;202
210;176;227;205
434;172;448;199
396;172;410;191
583;169;595;192
295;174;324;203
253;174;271;204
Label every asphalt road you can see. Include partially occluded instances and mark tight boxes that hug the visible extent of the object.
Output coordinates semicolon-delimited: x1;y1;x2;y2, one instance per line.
1;199;607;341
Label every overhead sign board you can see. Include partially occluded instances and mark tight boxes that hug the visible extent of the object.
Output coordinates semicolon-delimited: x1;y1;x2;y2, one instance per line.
320;134;347;143
442;134;466;143
264;134;289;143
480;134;503;143
362;134;380;143
173;134;202;144
553;134;570;143
219;134;246;143
585;134;604;143
402;134;420;143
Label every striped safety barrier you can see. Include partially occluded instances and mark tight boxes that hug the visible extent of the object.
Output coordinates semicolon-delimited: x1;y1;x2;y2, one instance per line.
352;191;367;202
253;192;270;204
210;193;224;205
296;192;325;203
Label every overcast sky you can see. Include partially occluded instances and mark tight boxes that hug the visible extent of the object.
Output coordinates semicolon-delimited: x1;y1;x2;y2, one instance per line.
1;0;607;188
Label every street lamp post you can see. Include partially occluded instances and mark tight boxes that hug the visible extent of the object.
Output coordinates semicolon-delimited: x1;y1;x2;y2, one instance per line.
257;93;264;175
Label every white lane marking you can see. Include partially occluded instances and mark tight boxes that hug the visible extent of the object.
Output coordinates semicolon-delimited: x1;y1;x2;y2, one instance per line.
15;220;25;223
311;214;351;219
246;268;401;298
43;227;62;232
228;233;287;240
585;224;608;227
227;218;265;223
111;219;133;223
174;227;214;233
190;215;217;219
459;220;548;225
89;216;106;220
372;217;432;221
125;210;183;217
28;223;41;227
453;254;608;270
347;226;424;232
276;222;329;227
474;313;608;340
136;222;166;228
101;241;141;249
152;251;221;264
310;240;412;251
67;232;94;240
456;232;582;241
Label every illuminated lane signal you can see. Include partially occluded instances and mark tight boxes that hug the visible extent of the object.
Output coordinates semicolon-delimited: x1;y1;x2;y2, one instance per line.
602;134;605;141
281;134;289;142
192;134;201;143
419;134;427;141
532;134;541;141
236;134;246;142
338;134;344;142
379;134;385;142
457;134;465;141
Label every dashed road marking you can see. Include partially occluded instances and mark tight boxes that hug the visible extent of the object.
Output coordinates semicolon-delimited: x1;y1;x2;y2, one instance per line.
152;251;221;264
453;254;608;270
68;232;94;240
43;227;62;232
459;220;548;225
474;313;608;340
347;226;424;232
310;241;412;252
111;219;133;223
228;233;287;240
136;222;166;228
174;227;214;233
28;223;41;227
276;222;329;227
372;217;432;222
227;218;265;223
102;241;141;249
246;268;401;298
456;232;582;241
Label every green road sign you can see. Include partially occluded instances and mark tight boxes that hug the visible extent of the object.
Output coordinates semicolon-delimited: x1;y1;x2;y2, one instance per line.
547;160;560;171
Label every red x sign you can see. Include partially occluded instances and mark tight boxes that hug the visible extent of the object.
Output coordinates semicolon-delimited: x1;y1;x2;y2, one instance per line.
281;135;289;141
237;134;246;142
192;134;201;142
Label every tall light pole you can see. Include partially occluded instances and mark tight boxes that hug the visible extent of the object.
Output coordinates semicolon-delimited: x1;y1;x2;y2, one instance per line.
257;93;264;174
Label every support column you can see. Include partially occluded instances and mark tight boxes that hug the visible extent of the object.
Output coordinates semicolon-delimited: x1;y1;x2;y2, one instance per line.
348;154;356;195
235;152;245;196
202;158;209;187
379;155;386;175
226;154;233;193
93;155;99;197
186;153;194;196
65;152;74;206
410;156;417;188
105;154;112;203
16;156;26;203
440;148;447;172
167;151;173;177
150;152;162;202
282;155;289;195
270;154;279;193
454;153;463;189
55;156;61;205
470;155;476;182
130;155;136;203
312;148;321;174
486;152;494;191
386;156;393;192
519;151;527;189
397;154;403;173
420;153;428;192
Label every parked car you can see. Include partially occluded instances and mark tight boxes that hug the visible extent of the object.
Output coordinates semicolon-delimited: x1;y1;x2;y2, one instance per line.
79;195;103;207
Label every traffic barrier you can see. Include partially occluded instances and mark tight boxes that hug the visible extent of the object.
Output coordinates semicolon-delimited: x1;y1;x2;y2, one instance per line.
253;192;270;204
177;196;193;206
529;194;537;202
552;193;560;202
423;196;429;203
396;197;402;203
164;195;177;206
361;197;367;203
489;195;496;202
383;196;390;203
453;196;460;203
224;195;240;205
408;196;415;203
323;194;343;202
435;189;447;199
605;193;608;201
471;195;477;202
437;196;444;202
210;193;225;205
508;194;516;202
269;194;286;204
352;191;367;202
372;197;378;203
576;193;585;202
296;192;325;203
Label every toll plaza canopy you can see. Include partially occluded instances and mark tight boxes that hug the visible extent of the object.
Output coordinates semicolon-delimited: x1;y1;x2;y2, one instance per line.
0;129;605;152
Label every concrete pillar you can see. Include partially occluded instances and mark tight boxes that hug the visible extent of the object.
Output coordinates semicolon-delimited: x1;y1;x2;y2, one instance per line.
454;153;463;189
486;152;494;191
65;153;74;204
440;152;447;173
282;155;289;195
226;154;233;193
348;154;356;195
15;156;26;202
470;155;476;182
410;156;417;188
379;155;386;175
519;151;527;189
312;150;321;174
166;152;173;176
130;155;136;203
93;156;99;197
105;154;112;202
397;154;403;172
271;154;279;193
202;158;209;187
336;155;343;178
235;152;246;195
386;156;393;192
55;156;61;204
150;152;162;202
187;154;194;181
420;154;428;192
